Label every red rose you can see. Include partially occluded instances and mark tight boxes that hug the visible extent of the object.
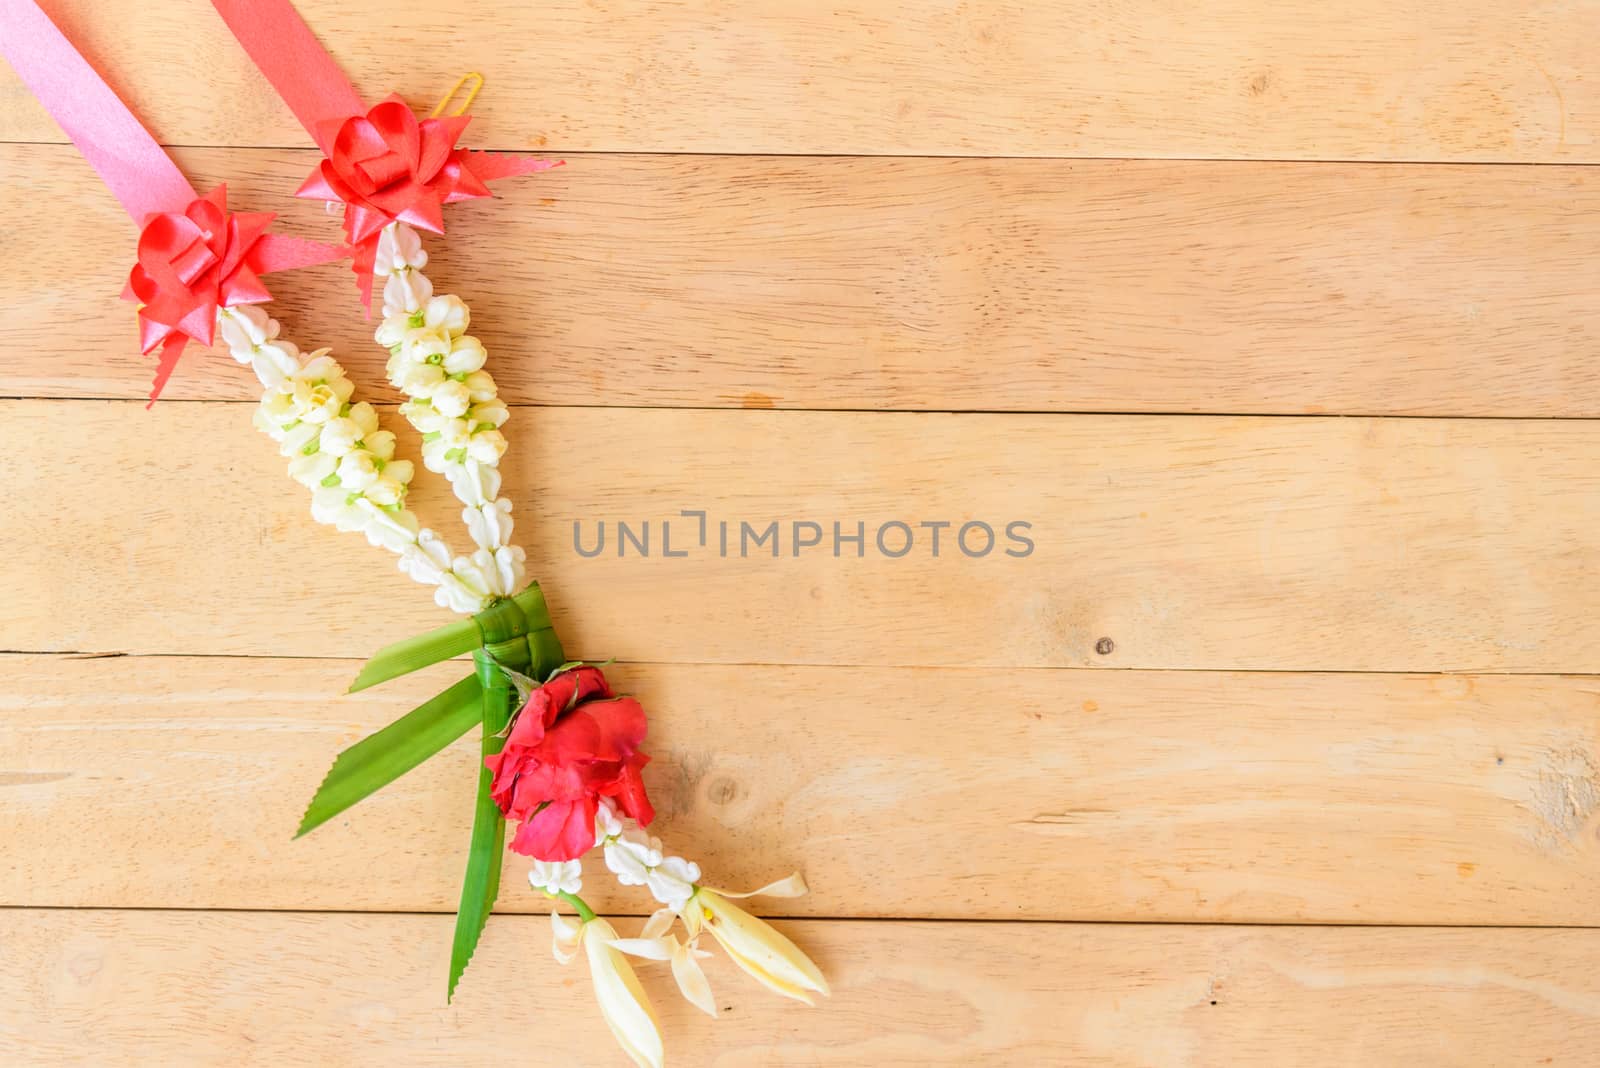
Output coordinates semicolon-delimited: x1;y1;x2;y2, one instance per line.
484;666;655;862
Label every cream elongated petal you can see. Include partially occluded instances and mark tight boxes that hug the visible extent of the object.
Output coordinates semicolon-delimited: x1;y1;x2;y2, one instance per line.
669;938;718;1018
703;872;809;899
606;937;673;961
584;919;665;1068
697;889;829;1003
640;907;676;940
550;910;582;964
608;911;720;1020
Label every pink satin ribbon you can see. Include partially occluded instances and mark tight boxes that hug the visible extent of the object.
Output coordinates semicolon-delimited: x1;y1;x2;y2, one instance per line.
0;0;346;403
210;0;560;314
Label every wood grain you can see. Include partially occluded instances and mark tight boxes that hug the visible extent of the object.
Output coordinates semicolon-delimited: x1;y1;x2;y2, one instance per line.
7;145;1600;416
2;401;1598;672
4;909;1597;1066
3;654;1598;924
2;1;1596;162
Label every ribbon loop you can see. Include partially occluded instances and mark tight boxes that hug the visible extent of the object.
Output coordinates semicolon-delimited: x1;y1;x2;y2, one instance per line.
0;0;349;404
210;0;560;315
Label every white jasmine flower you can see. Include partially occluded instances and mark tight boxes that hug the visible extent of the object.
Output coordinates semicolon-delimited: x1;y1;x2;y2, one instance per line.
288;449;337;489
259;391;298;429
380;269;431;316
245;343;300;392
605;827;665;887
490;544;525;593
465;427;508;464
462;369;499;403
464;499;514;550
336;451;380;492
431;378;472;418
398;531;452;585
219;304;275;350
252;406;284;440
435;571;489;613
455;548;511;597
374;221;427;274
357;500;421;553
421;418;473;473
444;335;487;374
469;398;509;429
365;429;397;462
317;416;365;458
420;294;469;336
594;799;625;844
394;359;446;398
402;325;453;366
398;399;449;434
375;311;412;349
363;463;413;508
529;860;583;897
310;485;366;533
645;856;701;914
448;459;501;506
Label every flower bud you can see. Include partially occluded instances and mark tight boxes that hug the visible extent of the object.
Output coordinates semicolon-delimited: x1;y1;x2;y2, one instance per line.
689;883;829;1005
582;918;664;1068
432;378;473;418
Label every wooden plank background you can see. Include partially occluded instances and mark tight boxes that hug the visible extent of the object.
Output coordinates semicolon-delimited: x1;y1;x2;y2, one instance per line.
5;912;1597;1066
7;144;1600;416
2;0;1598;1064
3;0;1599;161
5;654;1599;924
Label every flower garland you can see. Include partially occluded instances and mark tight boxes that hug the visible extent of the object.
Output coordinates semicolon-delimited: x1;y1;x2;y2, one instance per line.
231;221;525;617
10;0;832;1057
232;221;827;1066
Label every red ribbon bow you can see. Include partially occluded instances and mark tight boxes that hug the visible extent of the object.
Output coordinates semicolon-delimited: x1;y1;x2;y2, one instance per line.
296;95;560;314
0;0;348;406
123;185;347;404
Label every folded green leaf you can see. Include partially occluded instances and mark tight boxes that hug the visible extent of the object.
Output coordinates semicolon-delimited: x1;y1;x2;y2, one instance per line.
297;673;482;838
448;651;516;1002
348;583;561;693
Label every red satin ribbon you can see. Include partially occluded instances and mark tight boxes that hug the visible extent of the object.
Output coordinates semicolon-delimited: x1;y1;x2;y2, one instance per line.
0;0;346;404
209;0;560;314
125;186;348;401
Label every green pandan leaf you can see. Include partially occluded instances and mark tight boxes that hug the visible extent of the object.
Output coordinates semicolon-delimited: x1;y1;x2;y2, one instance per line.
347;617;484;693
297;673;482;838
448;651;516;1002
348;584;560;694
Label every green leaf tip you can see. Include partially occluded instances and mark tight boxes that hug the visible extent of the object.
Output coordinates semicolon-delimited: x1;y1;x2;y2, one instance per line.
296;673;483;838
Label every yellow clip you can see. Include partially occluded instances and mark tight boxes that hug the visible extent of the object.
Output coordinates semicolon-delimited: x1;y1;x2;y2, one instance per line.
429;72;484;118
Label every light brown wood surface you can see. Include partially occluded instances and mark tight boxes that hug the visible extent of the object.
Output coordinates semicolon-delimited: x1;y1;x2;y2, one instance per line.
7;144;1600;416
3;400;1597;672
6;0;1599;1062
5;910;1597;1067
3;0;1598;161
4;654;1598;924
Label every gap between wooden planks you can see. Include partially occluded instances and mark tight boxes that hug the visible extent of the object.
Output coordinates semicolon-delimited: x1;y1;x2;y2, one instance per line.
2;400;1598;672
3;654;1597;924
4;909;1597;1066
5;144;1600;416
1;1;1594;161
